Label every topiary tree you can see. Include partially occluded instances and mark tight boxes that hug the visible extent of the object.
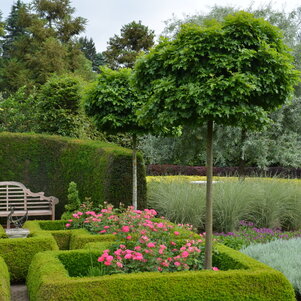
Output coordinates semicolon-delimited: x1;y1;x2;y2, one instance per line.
84;66;147;209
35;74;82;137
133;12;300;269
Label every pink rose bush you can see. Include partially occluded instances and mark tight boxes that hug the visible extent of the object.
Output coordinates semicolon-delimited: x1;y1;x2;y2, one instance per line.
66;204;219;274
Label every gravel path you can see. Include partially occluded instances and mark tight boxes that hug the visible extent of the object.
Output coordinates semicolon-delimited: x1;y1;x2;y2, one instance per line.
10;284;29;301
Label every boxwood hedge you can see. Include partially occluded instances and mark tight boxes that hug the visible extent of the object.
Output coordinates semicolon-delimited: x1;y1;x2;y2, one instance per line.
0;132;147;218
24;220;200;250
0;256;10;301
0;230;58;282
27;244;295;301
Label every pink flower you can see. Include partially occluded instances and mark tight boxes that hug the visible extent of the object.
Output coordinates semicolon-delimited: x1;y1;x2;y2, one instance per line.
104;261;112;266
147;242;156;248
126;235;132;240
114;249;122;256
119;244;126;249
134;246;141;251
116;262;123;268
181;251;190;258
104;226;110;229
212;267;219;271
106;255;114;262
133;252;144;261
124;254;132;259
121;226;130;232
65;223;71;228
98;256;105;262
68;219;73;222
174;261;181;266
174;231;180;236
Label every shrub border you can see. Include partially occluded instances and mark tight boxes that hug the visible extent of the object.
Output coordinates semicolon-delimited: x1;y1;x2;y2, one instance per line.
27;244;295;301
0;256;10;301
0;227;58;282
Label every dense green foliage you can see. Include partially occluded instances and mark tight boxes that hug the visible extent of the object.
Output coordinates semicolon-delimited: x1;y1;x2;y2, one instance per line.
25;220;74;250
147;177;301;232
134;12;299;131
103;21;155;69
0;132;147;217
64;181;81;213
139;5;301;168
78;36;104;72
0;256;10;301
0;0;93;95
241;238;301;297
27;244;295;301
134;11;299;268
84;67;149;209
84;67;146;135
35;74;83;136
0;230;58;282
0;76;102;139
0;225;6;239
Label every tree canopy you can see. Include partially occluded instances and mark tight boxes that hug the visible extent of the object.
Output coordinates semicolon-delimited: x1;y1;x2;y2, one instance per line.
0;0;93;95
103;21;155;69
133;11;300;269
84;66;146;135
134;12;299;131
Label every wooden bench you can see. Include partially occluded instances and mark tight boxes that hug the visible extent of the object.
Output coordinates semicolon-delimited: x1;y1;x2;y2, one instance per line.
0;181;59;228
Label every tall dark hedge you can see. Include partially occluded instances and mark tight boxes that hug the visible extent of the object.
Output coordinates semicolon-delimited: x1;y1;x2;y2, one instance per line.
0;132;147;217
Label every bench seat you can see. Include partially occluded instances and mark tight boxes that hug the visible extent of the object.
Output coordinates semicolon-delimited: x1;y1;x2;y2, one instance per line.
0;210;53;217
0;181;59;228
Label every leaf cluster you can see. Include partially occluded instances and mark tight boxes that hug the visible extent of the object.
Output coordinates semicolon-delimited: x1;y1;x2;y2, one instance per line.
84;67;147;135
103;21;155;69
134;12;300;132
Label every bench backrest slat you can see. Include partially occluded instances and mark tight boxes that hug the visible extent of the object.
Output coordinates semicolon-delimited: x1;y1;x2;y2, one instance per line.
0;181;56;212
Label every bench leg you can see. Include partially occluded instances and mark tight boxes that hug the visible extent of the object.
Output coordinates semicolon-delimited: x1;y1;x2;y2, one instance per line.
6;218;10;230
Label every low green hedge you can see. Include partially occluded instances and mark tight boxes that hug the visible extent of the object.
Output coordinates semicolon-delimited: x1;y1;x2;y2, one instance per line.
27;244;295;301
25;219;199;250
70;231;117;250
24;220;73;250
0;231;58;283
0;132;147;217
24;220;116;250
0;256;10;301
0;225;7;239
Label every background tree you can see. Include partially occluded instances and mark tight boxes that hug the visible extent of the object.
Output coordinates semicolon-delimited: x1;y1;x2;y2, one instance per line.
84;67;147;209
0;0;93;95
78;36;105;72
133;12;299;268
1;0;27;59
103;21;155;69
35;74;83;137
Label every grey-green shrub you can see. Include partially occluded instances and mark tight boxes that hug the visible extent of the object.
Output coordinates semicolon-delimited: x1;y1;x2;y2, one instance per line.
147;178;301;232
241;238;301;296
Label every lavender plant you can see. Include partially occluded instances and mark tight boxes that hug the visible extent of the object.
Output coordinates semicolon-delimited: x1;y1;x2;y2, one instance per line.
241;238;301;297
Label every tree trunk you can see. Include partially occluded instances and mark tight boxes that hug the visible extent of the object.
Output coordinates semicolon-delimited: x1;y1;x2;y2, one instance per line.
204;120;213;269
238;128;247;180
132;134;138;210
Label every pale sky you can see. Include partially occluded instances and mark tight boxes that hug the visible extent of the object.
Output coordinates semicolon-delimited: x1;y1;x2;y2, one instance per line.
1;0;301;52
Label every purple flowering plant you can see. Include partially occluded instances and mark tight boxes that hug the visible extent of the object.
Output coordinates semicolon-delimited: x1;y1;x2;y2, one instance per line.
215;220;301;250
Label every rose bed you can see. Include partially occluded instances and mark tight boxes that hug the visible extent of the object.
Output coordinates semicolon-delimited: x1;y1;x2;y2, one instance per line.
26;243;294;301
